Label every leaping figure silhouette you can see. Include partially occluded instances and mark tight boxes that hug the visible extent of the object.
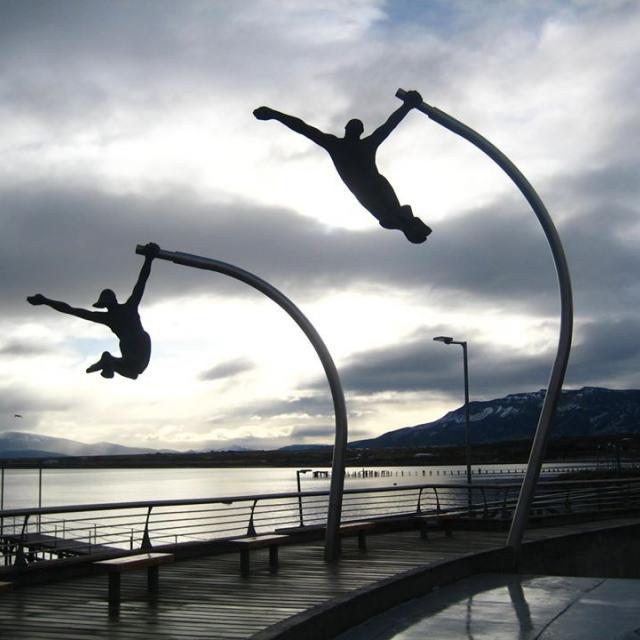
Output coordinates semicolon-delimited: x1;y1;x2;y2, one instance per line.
27;243;160;380
254;89;431;243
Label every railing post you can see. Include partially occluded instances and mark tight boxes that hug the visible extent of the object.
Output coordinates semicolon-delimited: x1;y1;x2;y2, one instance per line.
141;506;153;551
417;488;424;514
14;514;30;567
247;500;258;536
433;487;441;513
501;488;509;519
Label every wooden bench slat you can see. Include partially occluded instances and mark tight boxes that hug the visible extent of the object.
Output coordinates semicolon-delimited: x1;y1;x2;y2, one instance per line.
94;552;175;617
95;552;174;572
229;535;289;576
231;534;289;548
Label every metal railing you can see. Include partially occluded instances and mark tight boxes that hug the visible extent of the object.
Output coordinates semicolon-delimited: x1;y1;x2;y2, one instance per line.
2;477;639;568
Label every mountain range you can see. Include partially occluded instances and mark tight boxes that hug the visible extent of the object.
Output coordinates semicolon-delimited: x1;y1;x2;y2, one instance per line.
1;387;639;458
0;431;161;459
350;387;640;449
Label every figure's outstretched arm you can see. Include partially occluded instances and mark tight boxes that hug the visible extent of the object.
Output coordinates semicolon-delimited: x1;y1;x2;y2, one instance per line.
367;90;422;147
254;106;331;148
128;242;159;307
27;294;107;324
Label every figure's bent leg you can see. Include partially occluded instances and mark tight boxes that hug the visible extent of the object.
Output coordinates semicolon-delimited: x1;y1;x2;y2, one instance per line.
378;205;432;243
109;357;141;380
86;351;111;374
400;206;432;244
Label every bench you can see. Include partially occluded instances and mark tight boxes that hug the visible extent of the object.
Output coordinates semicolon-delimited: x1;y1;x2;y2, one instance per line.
230;534;289;577
338;521;376;551
94;552;174;616
0;581;13;593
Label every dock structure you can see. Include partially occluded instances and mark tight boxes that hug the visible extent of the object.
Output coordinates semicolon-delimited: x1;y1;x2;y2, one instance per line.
0;516;639;639
1;532;121;562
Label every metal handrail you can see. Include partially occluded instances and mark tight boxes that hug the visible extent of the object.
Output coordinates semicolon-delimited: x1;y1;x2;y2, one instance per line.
2;478;639;567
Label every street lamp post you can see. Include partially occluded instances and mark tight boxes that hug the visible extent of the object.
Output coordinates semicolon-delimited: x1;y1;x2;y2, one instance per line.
296;469;312;526
434;336;472;493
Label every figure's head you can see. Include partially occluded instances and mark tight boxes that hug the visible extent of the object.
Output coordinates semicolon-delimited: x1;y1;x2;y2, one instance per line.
93;288;117;309
344;118;364;139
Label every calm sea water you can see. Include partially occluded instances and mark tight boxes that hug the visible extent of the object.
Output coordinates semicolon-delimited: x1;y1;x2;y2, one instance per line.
0;462;597;511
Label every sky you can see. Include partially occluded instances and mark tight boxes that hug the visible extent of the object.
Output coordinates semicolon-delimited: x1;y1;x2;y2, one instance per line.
1;0;639;451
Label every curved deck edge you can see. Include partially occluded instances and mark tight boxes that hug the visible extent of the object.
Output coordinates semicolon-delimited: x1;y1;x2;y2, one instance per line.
250;545;514;640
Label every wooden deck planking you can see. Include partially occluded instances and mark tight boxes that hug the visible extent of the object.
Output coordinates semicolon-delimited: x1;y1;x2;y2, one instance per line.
1;518;635;639
0;528;508;639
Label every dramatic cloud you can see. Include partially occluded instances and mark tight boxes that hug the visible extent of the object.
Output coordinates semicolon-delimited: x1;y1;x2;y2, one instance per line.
1;1;639;449
199;357;255;382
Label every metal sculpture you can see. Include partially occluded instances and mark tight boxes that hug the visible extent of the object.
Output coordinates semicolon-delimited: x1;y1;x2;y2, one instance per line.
135;244;348;562
397;88;573;557
27;243;160;380
254;90;431;243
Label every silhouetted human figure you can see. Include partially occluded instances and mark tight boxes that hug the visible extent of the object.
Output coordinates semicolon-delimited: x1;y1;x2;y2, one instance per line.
254;90;431;243
27;243;160;380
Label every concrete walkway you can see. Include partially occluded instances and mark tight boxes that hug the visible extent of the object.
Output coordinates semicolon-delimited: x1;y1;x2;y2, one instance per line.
336;573;640;639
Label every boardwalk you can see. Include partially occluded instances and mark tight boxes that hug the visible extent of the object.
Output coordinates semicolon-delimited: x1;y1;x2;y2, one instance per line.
0;518;638;639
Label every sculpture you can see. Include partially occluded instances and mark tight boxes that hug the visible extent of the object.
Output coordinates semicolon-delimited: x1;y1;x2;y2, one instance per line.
27;243;160;380
254;90;431;243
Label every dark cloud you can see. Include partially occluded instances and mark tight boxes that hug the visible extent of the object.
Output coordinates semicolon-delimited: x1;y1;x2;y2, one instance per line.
199;357;254;381
0;340;52;356
0;180;578;314
566;316;640;389
331;328;553;400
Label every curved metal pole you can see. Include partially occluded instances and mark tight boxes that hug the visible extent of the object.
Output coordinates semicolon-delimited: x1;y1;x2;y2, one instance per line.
397;89;574;558
135;245;348;562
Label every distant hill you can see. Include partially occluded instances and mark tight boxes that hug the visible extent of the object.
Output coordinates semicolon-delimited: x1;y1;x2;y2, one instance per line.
0;431;164;459
278;444;331;452
3;388;639;459
350;387;640;449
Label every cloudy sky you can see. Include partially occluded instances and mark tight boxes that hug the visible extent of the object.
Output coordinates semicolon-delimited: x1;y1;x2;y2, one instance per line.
2;0;639;451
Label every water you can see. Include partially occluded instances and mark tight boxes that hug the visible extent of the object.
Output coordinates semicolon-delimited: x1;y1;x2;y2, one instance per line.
0;462;603;511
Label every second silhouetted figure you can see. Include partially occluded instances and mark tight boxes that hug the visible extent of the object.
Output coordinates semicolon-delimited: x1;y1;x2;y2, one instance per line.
254;90;431;244
27;243;160;380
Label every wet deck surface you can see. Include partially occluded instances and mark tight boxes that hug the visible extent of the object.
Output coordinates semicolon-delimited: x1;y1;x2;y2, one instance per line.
335;573;640;639
0;518;637;639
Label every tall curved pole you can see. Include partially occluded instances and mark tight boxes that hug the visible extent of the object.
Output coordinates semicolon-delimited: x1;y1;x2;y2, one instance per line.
396;89;573;558
136;245;347;562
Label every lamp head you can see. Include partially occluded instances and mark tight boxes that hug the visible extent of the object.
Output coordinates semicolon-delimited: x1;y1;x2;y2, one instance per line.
433;336;454;344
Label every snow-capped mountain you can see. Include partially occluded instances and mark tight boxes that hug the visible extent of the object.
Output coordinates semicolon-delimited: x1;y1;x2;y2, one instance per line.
350;387;640;449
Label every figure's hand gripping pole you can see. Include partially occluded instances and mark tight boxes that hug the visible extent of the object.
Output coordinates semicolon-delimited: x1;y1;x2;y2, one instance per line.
396;88;573;560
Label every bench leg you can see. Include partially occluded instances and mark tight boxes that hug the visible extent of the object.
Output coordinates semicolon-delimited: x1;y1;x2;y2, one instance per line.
240;548;250;577
420;523;429;540
357;531;367;551
268;545;279;572
107;572;121;617
147;565;159;594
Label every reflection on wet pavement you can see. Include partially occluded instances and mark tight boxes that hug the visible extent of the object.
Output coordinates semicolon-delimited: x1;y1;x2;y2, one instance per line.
336;574;640;639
